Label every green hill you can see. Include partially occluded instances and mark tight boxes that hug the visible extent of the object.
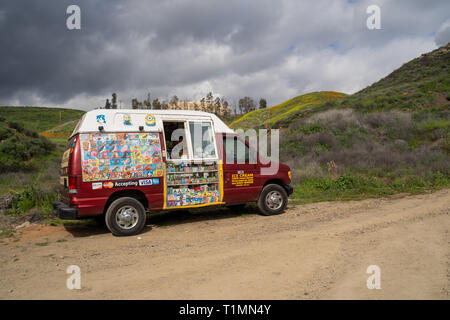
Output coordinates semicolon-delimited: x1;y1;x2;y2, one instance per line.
41;119;81;137
0;107;85;133
230;91;346;129
276;43;449;202
354;44;449;111
276;43;450;128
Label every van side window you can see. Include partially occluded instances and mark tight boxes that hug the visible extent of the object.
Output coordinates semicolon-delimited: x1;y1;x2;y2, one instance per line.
223;136;255;164
189;121;216;159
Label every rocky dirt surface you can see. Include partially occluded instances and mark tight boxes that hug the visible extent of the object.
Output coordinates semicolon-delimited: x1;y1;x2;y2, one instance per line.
0;189;449;299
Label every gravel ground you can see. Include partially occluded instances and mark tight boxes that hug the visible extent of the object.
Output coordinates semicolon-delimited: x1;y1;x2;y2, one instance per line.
0;189;449;299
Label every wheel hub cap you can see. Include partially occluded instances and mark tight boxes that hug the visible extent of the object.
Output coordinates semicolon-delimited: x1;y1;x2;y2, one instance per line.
116;206;139;230
266;191;283;210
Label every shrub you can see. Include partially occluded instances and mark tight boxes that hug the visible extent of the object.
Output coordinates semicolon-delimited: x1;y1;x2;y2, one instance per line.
0;120;56;173
0;126;13;141
7;185;59;216
334;174;357;190
7;121;24;132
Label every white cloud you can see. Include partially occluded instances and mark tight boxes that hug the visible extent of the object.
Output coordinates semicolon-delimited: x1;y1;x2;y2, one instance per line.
435;18;450;46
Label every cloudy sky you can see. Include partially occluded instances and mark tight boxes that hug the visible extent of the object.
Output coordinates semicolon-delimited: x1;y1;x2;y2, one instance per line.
0;0;449;111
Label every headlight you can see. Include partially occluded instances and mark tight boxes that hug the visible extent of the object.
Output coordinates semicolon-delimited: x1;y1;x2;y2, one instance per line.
288;170;291;181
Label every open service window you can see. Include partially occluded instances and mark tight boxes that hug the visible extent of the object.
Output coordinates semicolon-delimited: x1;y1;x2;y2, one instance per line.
164;120;221;208
188;121;218;160
163;121;189;160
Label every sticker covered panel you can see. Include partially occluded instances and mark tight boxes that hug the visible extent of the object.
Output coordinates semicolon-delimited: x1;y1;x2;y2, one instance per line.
80;132;163;182
165;161;221;207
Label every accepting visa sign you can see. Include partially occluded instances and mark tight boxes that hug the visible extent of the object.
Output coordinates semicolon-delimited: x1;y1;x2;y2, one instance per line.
92;178;160;190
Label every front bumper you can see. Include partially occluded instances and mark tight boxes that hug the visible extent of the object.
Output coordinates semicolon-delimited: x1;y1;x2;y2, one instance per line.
52;201;78;220
283;183;294;196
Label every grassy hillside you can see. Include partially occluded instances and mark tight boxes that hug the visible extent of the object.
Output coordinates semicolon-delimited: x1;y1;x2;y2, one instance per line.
278;43;450;202
0;106;84;133
230;91;346;129
0;118;56;173
0;118;69;227
41;119;80;137
0;107;84;224
275;43;450;128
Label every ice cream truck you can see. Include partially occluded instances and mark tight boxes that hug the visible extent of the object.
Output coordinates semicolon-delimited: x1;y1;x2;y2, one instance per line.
53;109;293;236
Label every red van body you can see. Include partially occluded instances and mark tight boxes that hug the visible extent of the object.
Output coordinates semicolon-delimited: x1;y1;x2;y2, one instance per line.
53;110;292;235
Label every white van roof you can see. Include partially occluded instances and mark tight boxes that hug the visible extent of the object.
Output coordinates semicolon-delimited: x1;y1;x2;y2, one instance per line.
71;109;234;137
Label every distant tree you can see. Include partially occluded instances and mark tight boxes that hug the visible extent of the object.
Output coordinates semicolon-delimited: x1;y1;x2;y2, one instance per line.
239;97;256;114
170;95;179;106
104;99;111;109
259;98;267;109
220;97;230;116
144;93;152;109
152;98;161;110
161;100;169;110
221;97;229;107
213;97;221;114
111;93;118;109
206;92;213;104
132;98;144;109
131;98;138;109
220;98;231;117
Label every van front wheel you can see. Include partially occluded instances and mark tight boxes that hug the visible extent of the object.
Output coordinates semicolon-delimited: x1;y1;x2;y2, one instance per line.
105;197;146;236
257;184;287;216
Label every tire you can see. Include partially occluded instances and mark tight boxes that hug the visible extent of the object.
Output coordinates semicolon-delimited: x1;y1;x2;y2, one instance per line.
257;184;288;216
105;197;147;236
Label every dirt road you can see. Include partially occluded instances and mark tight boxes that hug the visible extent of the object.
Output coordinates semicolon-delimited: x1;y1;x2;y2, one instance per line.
1;189;449;299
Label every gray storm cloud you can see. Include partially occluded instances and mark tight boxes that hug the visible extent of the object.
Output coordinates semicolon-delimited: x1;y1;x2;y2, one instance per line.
0;0;448;110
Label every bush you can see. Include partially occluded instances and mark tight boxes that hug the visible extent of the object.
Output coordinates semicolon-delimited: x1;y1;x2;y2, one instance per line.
0;122;56;173
7;121;24;132
334;174;357;190
0;126;13;141
7;185;59;216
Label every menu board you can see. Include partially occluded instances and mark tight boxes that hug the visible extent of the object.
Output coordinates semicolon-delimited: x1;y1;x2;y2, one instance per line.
80;132;163;182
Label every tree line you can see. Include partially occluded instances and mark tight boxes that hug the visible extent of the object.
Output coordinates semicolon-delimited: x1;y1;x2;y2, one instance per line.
102;92;268;115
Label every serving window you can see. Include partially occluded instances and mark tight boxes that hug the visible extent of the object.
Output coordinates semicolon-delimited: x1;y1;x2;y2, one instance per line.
162;120;221;208
163;121;188;160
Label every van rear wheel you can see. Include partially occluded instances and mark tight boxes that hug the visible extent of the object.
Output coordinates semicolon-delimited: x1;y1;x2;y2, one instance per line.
105;197;146;236
257;184;287;216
